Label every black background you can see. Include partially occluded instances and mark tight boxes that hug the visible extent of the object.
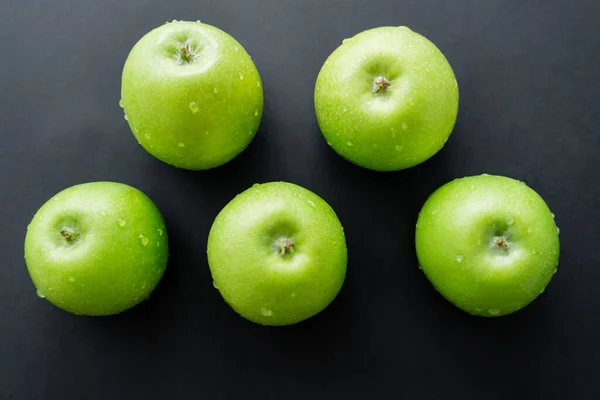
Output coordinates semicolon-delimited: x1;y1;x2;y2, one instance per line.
1;1;599;399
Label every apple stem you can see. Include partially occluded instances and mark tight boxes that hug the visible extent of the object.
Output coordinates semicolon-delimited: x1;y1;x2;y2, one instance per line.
492;236;509;251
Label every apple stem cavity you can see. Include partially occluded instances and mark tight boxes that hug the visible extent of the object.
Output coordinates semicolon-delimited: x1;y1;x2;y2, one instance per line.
373;76;391;94
59;227;79;247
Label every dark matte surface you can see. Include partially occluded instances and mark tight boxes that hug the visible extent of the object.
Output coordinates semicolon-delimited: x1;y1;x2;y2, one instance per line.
1;0;599;399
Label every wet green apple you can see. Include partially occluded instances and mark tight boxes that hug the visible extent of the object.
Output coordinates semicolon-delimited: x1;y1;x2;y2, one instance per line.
314;26;458;171
24;182;169;316
415;175;560;317
207;182;347;326
121;20;263;170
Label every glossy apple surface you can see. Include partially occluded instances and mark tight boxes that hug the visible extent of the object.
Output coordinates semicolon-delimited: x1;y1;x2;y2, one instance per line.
415;175;560;317
207;182;347;326
24;182;169;316
121;21;263;170
315;26;458;171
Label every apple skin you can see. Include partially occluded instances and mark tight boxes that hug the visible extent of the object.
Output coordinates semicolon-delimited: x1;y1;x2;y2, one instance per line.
415;175;560;317
24;182;169;316
121;21;263;170
314;26;458;171
207;182;347;326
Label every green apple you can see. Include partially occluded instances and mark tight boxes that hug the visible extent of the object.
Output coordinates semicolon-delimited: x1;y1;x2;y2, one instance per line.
207;182;347;326
314;26;459;171
121;20;263;170
24;182;169;316
415;174;560;317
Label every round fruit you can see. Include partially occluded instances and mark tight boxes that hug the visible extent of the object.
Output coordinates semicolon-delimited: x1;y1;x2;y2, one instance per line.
314;26;459;171
415;174;560;317
24;182;169;316
207;182;347;326
121;20;263;170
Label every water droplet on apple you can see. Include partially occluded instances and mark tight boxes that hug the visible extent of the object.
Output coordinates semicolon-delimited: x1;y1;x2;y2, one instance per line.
254;109;259;117
553;268;558;274
475;307;483;312
256;81;261;87
346;142;354;147
362;56;366;60
527;227;532;234
116;218;126;227
291;292;297;298
481;173;489;176
239;72;244;80
488;309;500;315
178;142;186;148
119;99;124;108
342;107;348;113
260;307;273;317
234;46;239;51
69;276;75;282
401;122;408;130
189;102;199;113
204;131;210;135
431;209;438;215
124;114;128;121
556;227;560;234
54;197;59;201
98;210;107;217
248;130;252;136
196;20;201;23
252;183;260;187
532;249;537;255
539;287;545;294
395;145;403;152
551;213;555;219
507;216;515;226
307;200;316;208
456;255;464;263
141;281;147;289
326;141;332;146
36;289;45;299
138;234;149;247
342;38;350;43
157;241;160;247
212;280;219;289
158;229;163;236
144;133;151;139
171;19;177;23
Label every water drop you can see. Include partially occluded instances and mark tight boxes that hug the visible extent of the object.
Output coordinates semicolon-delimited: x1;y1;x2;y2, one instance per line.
172;19;177;23
551;213;555;219
248;130;253;136
326;141;332;146
254;109;259;117
346;142;354;147
239;72;244;80
141;281;147;289
158;229;163;236
307;200;316;208
157;241;160;247
395;145;403;152
481;173;490;176
144;133;151;139
409;101;414;107
213;87;218;93
256;81;261;87
212;280;219;289
362;56;366;60
124;114;128;121
401;122;408;130
431;209;439;215
98;210;107;217
556;227;560;234
488;309;500;315
343;107;348;113
116;218;126;227
553;268;558;274
291;292;297;298
36;289;45;298
69;276;75;282
178;142;186;148
204;131;210;135
527;227;532;234
531;249;537;255
139;234;149;247
456;255;464;263
189;101;199;113
260;307;273;317
119;99;124;108
507;216;515;226
252;183;260;187
475;307;483;312
539;287;545;294
342;38;350;44
234;46;239;51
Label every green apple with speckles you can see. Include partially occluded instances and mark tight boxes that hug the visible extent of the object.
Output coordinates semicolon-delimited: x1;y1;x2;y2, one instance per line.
415;175;560;317
207;182;347;326
314;26;459;171
121;20;263;170
24;182;169;316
